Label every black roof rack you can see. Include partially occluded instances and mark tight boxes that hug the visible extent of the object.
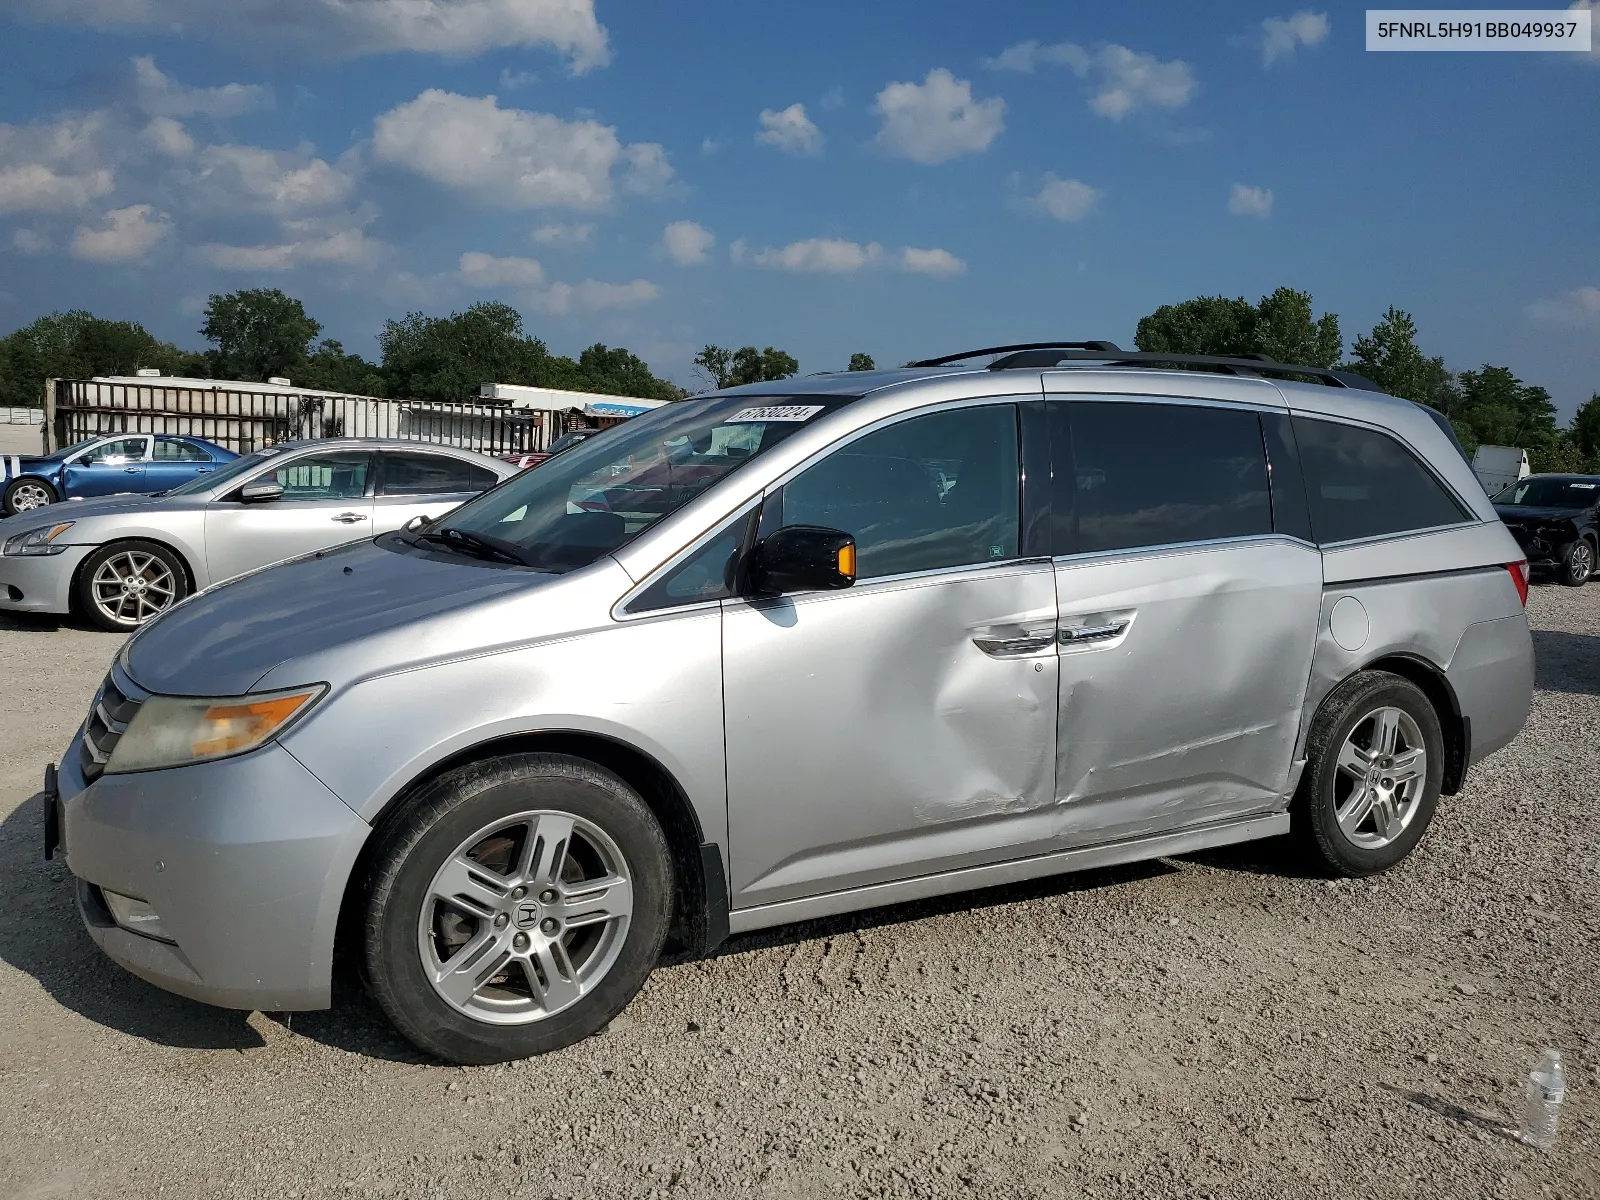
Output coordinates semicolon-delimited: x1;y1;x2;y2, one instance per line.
907;342;1381;391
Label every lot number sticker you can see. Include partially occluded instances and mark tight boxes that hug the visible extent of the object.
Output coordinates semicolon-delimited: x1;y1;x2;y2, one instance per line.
725;405;825;423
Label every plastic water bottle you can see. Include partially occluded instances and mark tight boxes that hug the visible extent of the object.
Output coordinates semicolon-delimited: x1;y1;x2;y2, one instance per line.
1520;1049;1566;1150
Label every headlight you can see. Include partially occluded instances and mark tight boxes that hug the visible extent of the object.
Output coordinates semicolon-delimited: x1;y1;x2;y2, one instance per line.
104;685;327;774
3;521;75;556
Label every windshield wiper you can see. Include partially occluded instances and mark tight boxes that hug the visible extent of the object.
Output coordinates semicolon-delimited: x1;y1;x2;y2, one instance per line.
417;526;541;567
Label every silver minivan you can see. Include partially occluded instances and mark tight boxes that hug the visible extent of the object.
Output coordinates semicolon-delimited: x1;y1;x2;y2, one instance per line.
45;347;1535;1064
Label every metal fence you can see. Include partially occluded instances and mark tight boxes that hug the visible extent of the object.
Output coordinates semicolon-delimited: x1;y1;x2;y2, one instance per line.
3;406;43;425
49;380;543;456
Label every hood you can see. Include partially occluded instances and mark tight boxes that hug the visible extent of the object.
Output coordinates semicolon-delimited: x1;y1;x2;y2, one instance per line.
0;491;195;529
1495;505;1585;523
124;537;566;696
2;451;61;478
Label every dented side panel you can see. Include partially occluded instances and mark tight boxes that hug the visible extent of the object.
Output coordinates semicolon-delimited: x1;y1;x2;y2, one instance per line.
1051;537;1323;846
723;561;1059;907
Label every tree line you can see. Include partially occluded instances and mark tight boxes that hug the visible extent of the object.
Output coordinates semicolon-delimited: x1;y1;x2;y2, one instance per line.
2;284;1595;472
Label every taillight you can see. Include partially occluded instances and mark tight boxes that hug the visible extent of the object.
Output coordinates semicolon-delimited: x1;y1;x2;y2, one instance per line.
1504;560;1530;606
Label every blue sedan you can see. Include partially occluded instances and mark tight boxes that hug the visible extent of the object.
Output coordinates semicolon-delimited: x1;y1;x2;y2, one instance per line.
2;433;239;516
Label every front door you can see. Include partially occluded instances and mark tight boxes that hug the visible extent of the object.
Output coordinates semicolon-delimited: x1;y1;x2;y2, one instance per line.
63;435;151;497
724;402;1060;910
204;450;374;582
1045;396;1323;847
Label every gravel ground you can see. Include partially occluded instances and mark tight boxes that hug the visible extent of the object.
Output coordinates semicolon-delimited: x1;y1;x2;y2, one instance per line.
1;586;1596;1200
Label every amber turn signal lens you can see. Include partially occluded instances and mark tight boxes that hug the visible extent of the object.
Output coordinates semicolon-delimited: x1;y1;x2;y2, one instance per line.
190;692;320;758
836;543;856;579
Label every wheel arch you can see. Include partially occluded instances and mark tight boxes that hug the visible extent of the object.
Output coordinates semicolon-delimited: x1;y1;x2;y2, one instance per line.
1357;653;1468;795
67;535;199;616
4;473;59;507
333;729;727;982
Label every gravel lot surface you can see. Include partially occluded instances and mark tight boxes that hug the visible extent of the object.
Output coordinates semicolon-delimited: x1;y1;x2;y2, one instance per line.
1;586;1596;1200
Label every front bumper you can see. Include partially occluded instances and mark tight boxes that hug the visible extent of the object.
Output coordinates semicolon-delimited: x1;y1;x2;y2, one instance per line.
0;545;92;614
59;731;370;1011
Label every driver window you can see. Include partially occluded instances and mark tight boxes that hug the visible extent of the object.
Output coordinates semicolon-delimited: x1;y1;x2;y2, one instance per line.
80;436;148;465
778;404;1021;580
264;452;371;501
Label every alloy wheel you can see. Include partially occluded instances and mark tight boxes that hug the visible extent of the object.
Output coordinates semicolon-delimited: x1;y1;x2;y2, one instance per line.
1332;706;1428;850
417;810;634;1026
8;481;52;511
1571;541;1593;583
89;549;177;626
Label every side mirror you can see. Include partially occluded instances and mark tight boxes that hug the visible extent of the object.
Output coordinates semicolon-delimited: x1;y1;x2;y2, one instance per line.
748;525;856;596
239;482;284;503
402;513;434;532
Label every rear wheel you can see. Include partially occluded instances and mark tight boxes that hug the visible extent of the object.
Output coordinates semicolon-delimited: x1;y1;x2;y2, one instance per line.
1560;538;1594;587
3;477;56;515
362;754;673;1064
75;540;189;631
1294;671;1444;877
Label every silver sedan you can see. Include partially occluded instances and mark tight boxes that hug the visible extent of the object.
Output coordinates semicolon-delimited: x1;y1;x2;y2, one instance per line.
0;437;517;630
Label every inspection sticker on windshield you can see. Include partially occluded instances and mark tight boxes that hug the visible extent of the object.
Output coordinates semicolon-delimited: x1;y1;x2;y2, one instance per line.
725;405;825;423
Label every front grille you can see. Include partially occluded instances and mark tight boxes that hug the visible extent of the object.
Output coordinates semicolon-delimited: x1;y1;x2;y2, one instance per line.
79;661;147;783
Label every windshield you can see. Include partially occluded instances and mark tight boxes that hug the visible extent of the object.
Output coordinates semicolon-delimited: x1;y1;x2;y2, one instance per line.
1495;478;1599;508
164;447;284;496
437;395;844;572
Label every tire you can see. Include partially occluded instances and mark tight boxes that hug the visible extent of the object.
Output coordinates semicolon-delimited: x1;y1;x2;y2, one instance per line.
75;539;189;632
3;476;57;516
1559;538;1594;587
1293;670;1445;877
362;753;674;1065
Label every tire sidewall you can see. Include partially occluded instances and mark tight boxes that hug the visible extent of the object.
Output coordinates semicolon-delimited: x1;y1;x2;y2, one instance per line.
3;477;57;516
364;755;673;1064
1299;673;1445;876
75;540;189;631
1562;538;1594;586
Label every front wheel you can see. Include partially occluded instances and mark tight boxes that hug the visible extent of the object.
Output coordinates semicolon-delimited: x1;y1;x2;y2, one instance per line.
3;476;57;515
1560;538;1594;587
76;540;189;631
1294;670;1445;877
363;754;674;1064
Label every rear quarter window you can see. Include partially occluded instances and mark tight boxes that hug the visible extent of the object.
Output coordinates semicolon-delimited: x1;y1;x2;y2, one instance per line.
1292;416;1471;544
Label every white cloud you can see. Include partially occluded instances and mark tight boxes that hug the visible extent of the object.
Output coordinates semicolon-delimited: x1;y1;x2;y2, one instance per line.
12;228;51;254
142;117;194;158
0;112;115;213
659;220;714;266
900;246;966;277
1031;175;1099;221
199;226;382;271
1228;183;1274;217
71;203;172;262
700;137;721;156
1261;12;1330;66
11;0;611;72
499;68;539;91
752;237;884;274
372;90;671;210
530;221;593;246
819;86;846;110
872;69;1005;164
981;40;1090;73
195;144;355;215
530;278;661;314
458;250;544;286
131;56;271;118
756;103;823;156
1526;286;1600;327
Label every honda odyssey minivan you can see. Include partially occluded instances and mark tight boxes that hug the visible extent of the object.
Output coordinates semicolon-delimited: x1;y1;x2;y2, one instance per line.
44;344;1535;1064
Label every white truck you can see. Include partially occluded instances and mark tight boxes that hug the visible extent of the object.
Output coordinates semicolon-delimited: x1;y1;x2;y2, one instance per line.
1470;444;1530;497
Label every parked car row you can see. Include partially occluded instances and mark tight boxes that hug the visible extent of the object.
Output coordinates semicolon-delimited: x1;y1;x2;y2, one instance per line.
1491;473;1600;586
3;433;238;515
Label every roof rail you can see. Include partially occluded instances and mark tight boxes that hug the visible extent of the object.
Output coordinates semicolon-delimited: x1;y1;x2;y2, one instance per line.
908;342;1382;391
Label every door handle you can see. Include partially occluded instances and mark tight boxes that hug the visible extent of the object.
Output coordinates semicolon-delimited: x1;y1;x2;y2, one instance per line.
1059;620;1129;645
332;512;368;524
124;466;140;473
973;632;1058;657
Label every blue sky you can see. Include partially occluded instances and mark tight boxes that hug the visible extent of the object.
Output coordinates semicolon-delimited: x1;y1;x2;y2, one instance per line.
0;0;1595;414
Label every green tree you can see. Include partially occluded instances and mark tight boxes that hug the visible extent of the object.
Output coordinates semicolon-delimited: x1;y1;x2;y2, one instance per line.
1454;365;1557;449
1346;307;1454;408
1134;287;1341;367
379;301;548;403
0;310;206;407
571;343;684;401
848;353;876;372
297;338;385;396
693;344;799;390
1570;394;1600;461
201;289;322;382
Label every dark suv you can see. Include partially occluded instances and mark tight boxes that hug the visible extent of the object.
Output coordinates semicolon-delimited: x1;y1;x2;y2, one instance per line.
1493;474;1600;586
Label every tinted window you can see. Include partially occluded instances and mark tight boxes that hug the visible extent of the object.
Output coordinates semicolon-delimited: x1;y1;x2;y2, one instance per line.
1068;402;1271;553
780;405;1019;580
153;437;210;462
382;452;497;496
1293;417;1469;543
1495;478;1599;509
268;452;371;501
631;509;756;611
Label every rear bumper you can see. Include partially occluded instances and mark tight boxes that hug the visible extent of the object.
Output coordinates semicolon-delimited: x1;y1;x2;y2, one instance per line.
0;545;91;614
1449;613;1535;766
59;732;370;1011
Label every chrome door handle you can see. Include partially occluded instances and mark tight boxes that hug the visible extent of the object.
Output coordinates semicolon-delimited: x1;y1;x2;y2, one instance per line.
973;633;1058;657
124;466;140;473
1059;620;1129;644
332;512;368;524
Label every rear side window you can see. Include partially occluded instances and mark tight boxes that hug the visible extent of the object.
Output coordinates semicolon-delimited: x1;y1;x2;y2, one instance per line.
381;452;498;496
153;437;210;462
1066;401;1272;554
1292;417;1469;544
